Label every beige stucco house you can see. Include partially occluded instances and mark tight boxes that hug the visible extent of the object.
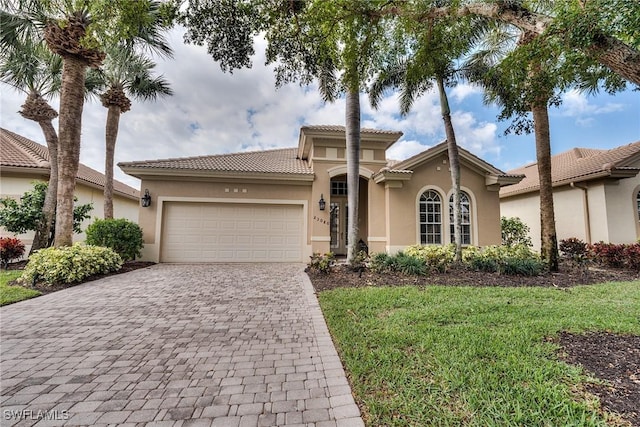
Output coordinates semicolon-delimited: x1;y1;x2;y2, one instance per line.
500;141;640;250
0;128;140;253
119;125;523;263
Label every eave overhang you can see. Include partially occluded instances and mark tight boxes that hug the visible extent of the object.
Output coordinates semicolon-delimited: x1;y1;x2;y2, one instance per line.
119;166;315;183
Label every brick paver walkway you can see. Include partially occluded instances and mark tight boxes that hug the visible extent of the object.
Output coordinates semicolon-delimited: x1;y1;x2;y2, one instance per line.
0;264;364;427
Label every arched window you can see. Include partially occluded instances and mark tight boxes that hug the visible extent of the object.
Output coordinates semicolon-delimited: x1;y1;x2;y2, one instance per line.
449;192;471;245
419;190;442;244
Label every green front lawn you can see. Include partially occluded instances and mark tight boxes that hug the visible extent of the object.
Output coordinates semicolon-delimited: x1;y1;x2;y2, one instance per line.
0;270;40;306
319;281;640;426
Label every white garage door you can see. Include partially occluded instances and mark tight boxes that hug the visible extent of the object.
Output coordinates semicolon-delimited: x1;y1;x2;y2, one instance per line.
161;202;304;262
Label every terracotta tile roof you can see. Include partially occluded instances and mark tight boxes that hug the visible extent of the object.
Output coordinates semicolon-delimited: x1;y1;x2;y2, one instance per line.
119;147;314;176
500;141;640;197
301;125;403;136
1;128;139;199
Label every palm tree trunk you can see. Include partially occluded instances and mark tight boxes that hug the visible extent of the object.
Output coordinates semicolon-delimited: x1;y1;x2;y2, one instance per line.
103;104;121;219
31;120;58;253
55;56;87;247
437;77;462;262
531;102;559;272
345;89;361;263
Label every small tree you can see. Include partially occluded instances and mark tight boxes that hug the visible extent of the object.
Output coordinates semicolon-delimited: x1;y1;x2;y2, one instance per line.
0;182;92;250
501;216;533;248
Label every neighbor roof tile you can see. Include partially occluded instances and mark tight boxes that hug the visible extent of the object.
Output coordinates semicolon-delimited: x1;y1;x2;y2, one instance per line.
500;141;640;197
1;128;139;199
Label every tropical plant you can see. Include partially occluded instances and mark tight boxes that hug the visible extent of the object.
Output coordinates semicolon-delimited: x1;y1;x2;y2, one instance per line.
0;237;25;268
97;46;172;218
0;40;62;253
369;11;484;263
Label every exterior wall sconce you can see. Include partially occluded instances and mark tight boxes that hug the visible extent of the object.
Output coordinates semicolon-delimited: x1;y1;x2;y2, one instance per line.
141;189;151;208
319;194;326;211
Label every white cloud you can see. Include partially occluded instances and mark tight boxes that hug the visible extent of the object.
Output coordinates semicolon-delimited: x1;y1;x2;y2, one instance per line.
450;83;483;103
559;89;624;126
386;139;430;161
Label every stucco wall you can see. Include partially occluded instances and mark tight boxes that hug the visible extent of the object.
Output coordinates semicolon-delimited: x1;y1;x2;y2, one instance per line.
386;155;502;252
500;171;640;250
0;175;139;257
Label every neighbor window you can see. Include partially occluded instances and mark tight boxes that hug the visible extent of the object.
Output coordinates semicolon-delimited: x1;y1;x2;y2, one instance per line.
419;190;442;244
449;192;471;245
637;190;640;223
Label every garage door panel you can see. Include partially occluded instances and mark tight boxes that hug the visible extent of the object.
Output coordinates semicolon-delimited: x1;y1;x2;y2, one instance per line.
161;202;304;262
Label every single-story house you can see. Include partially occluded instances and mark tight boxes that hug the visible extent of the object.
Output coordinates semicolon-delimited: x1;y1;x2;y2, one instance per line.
500;141;640;250
0;128;140;252
119;125;523;263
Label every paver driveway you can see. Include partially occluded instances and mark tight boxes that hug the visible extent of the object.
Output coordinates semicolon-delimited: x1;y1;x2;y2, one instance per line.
0;264;364;427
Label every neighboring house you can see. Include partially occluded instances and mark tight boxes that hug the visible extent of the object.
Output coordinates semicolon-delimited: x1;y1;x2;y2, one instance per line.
120;125;523;263
500;141;640;251
0;128;140;253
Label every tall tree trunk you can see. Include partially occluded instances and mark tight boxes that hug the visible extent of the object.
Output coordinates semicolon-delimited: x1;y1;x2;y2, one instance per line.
55;56;87;247
19;92;59;253
103;104;121;219
32;120;59;252
437;77;462;262
345;89;361;263
531;102;559;272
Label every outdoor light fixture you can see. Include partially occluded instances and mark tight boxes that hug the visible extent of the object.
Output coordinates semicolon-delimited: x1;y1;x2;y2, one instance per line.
141;189;151;208
319;194;326;211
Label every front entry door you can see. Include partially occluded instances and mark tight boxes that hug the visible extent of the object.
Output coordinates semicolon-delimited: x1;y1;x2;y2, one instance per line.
330;198;348;255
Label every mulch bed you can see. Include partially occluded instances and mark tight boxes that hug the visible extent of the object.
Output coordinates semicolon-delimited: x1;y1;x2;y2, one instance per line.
5;260;155;295
307;263;640;426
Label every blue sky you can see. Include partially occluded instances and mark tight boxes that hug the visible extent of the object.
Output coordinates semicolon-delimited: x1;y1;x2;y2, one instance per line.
1;28;638;188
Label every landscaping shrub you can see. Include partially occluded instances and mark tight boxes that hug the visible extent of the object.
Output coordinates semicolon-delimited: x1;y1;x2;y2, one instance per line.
0;237;25;268
395;252;428;276
404;244;455;272
463;244;544;276
588;242;640;270
623;244;640;270
349;250;368;271
307;252;335;274
19;243;123;286
589;242;626;268
559;237;588;259
369;252;394;273
85;218;143;261
501;216;533;248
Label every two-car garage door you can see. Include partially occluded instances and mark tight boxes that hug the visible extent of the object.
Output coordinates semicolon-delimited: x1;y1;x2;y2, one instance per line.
160;202;304;262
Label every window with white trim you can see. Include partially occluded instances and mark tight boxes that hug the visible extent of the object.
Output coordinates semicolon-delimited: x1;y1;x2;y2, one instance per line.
449;192;471;245
419;190;442;244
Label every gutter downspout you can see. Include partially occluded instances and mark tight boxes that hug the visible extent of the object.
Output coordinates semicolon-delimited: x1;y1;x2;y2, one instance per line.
571;182;591;243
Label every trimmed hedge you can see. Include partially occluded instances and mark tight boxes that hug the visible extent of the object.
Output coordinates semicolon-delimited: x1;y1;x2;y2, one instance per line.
85;218;143;261
20;243;123;286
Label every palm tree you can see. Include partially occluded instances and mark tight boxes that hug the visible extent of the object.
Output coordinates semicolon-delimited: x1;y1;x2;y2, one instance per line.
0;40;61;253
369;14;483;263
98;47;172;219
464;25;561;271
1;0;173;247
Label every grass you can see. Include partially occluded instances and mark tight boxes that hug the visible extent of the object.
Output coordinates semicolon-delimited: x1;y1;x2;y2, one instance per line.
319;281;640;426
0;270;40;306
